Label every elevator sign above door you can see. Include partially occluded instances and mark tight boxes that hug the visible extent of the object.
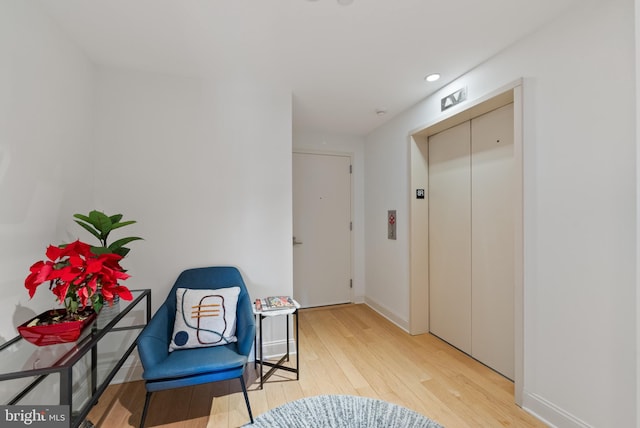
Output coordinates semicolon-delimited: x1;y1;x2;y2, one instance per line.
441;87;467;111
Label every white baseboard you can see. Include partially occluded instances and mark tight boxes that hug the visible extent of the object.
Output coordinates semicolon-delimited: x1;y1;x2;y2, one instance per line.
352;294;365;304
363;296;409;332
258;337;298;361
523;391;594;428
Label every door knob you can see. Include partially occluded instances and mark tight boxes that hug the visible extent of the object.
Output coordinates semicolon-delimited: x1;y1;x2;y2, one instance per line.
293;236;303;245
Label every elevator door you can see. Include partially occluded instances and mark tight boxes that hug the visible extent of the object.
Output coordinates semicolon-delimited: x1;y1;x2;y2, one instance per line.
428;103;514;379
428;121;472;354
471;104;515;379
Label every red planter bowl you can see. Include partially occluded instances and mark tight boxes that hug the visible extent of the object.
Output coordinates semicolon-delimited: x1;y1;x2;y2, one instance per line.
18;309;98;346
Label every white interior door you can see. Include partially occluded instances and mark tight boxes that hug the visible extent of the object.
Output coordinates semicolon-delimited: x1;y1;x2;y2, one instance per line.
428;122;472;354
293;152;351;308
471;103;515;379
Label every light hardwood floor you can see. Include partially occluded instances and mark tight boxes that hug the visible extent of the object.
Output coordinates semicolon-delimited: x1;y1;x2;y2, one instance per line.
87;304;546;427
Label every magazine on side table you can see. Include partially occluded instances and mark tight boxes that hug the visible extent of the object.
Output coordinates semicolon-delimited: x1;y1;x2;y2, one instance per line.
255;295;298;312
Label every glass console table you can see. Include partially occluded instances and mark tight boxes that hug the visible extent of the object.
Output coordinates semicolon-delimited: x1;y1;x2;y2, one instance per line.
0;289;151;428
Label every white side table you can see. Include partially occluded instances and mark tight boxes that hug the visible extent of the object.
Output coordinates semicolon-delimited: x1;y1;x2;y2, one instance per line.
252;300;300;389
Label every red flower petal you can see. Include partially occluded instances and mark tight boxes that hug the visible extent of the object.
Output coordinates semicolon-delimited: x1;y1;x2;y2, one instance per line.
114;285;133;301
52;282;70;304
45;245;62;261
24;263;54;298
62;240;91;257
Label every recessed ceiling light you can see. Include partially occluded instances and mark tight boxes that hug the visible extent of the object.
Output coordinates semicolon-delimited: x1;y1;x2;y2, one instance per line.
425;73;441;82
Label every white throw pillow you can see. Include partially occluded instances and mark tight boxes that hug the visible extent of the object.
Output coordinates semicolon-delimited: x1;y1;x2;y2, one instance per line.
169;287;240;352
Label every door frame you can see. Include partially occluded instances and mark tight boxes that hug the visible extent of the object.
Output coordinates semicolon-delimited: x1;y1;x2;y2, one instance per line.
408;79;524;405
292;149;355;306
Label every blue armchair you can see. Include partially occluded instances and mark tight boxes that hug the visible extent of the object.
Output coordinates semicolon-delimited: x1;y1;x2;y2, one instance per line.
136;266;256;427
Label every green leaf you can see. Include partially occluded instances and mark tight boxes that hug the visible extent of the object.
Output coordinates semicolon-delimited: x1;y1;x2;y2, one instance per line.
114;247;130;258
108;236;143;251
111;220;136;230
89;246;111;255
92;294;104;313
109;214;123;224
73;213;92;223
89;210;113;236
67;299;79;315
74;220;102;241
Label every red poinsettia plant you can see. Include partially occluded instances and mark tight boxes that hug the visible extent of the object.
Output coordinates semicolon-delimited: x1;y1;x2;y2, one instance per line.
25;240;133;317
24;210;141;321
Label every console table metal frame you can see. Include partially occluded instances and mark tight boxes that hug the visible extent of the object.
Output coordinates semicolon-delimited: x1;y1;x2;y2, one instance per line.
253;304;299;389
0;289;151;428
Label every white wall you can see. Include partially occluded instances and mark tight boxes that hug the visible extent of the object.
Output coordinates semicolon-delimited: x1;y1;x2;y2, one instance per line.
1;0;294;387
292;130;366;303
636;1;640;425
0;0;95;405
363;116;414;328
0;1;95;341
365;0;635;426
92;67;294;352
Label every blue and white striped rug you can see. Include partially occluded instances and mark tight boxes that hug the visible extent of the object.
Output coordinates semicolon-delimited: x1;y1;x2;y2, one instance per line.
246;395;443;427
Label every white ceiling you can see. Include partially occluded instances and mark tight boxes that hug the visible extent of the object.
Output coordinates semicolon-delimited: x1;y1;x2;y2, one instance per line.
36;0;583;137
